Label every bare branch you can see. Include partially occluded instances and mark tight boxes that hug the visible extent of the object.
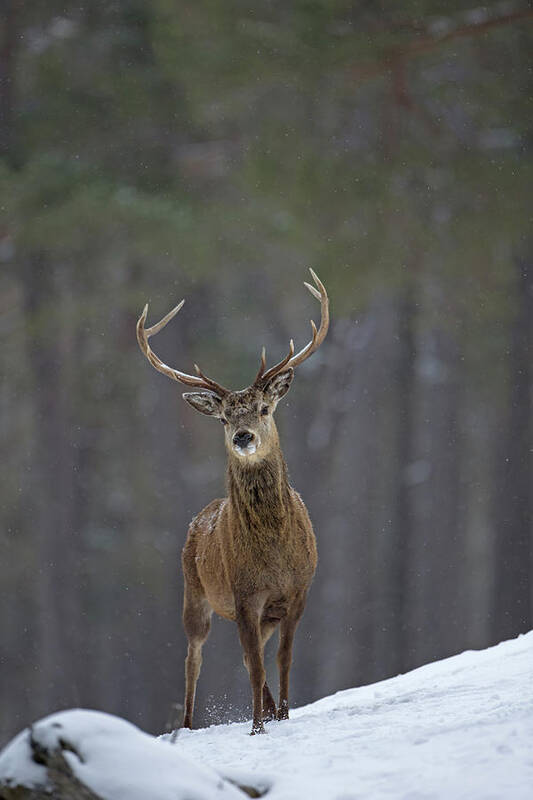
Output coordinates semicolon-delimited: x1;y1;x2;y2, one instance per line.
348;5;533;85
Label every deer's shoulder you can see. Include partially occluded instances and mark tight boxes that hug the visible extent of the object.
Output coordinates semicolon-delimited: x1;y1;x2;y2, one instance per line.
188;497;227;535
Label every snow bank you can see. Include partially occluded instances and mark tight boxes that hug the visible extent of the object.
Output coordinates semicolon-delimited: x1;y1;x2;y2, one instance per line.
176;631;533;799
1;632;532;799
0;708;243;799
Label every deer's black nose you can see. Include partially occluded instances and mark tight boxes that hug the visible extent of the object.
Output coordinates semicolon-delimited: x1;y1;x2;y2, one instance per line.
233;430;254;448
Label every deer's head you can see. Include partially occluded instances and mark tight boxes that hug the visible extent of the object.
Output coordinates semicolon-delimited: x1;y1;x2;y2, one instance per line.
136;270;329;463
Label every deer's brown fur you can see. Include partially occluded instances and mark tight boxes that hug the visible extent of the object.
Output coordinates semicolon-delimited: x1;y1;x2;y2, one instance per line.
136;270;328;734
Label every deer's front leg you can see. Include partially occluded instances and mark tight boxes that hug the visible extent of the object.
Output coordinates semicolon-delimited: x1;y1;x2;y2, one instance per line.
236;597;266;735
277;592;306;721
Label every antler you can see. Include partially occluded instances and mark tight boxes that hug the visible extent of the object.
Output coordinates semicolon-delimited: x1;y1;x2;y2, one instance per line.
255;268;329;387
136;300;229;396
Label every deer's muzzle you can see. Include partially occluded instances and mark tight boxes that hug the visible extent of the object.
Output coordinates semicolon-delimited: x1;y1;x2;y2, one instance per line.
233;430;254;449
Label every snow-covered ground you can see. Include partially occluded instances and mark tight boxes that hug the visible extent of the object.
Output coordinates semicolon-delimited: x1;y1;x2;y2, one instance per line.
177;631;533;799
1;632;532;799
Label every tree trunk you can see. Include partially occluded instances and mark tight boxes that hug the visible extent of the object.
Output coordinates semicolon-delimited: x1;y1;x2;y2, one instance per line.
389;284;417;674
493;254;533;640
0;0;19;164
22;255;81;717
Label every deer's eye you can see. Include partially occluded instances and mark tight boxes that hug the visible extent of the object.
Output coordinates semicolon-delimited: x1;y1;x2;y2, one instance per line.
220;417;228;425
260;406;269;416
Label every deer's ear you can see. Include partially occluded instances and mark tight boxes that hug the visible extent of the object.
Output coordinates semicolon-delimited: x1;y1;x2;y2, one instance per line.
182;391;223;417
264;368;294;405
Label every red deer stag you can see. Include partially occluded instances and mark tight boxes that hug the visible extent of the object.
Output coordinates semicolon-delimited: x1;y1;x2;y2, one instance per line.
136;269;329;735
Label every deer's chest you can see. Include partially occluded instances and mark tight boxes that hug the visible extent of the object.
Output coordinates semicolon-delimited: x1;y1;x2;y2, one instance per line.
229;520;315;592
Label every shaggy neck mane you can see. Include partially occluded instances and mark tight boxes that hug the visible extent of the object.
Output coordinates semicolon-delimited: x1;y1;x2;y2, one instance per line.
227;447;290;534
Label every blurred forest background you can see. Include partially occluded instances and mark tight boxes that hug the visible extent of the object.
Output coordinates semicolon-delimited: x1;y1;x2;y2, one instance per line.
1;0;532;746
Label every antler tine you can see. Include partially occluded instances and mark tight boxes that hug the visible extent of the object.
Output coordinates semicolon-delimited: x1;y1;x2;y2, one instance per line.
144;299;184;337
284;268;329;370
136;301;229;396
255;268;329;386
257;339;295;385
193;363;230;397
254;346;267;384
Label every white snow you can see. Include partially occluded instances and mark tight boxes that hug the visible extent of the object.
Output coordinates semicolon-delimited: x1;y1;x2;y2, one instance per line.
1;632;532;799
175;631;533;799
0;708;242;800
234;442;258;456
0;727;48;789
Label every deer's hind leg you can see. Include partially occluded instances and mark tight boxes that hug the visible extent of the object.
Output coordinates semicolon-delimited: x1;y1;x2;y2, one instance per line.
182;574;212;730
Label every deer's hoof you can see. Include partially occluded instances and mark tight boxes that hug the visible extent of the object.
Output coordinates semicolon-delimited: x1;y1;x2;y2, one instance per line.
250;724;266;735
276;703;289;721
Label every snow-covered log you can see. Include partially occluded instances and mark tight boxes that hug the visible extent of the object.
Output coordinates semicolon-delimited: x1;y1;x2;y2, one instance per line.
0;710;246;800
